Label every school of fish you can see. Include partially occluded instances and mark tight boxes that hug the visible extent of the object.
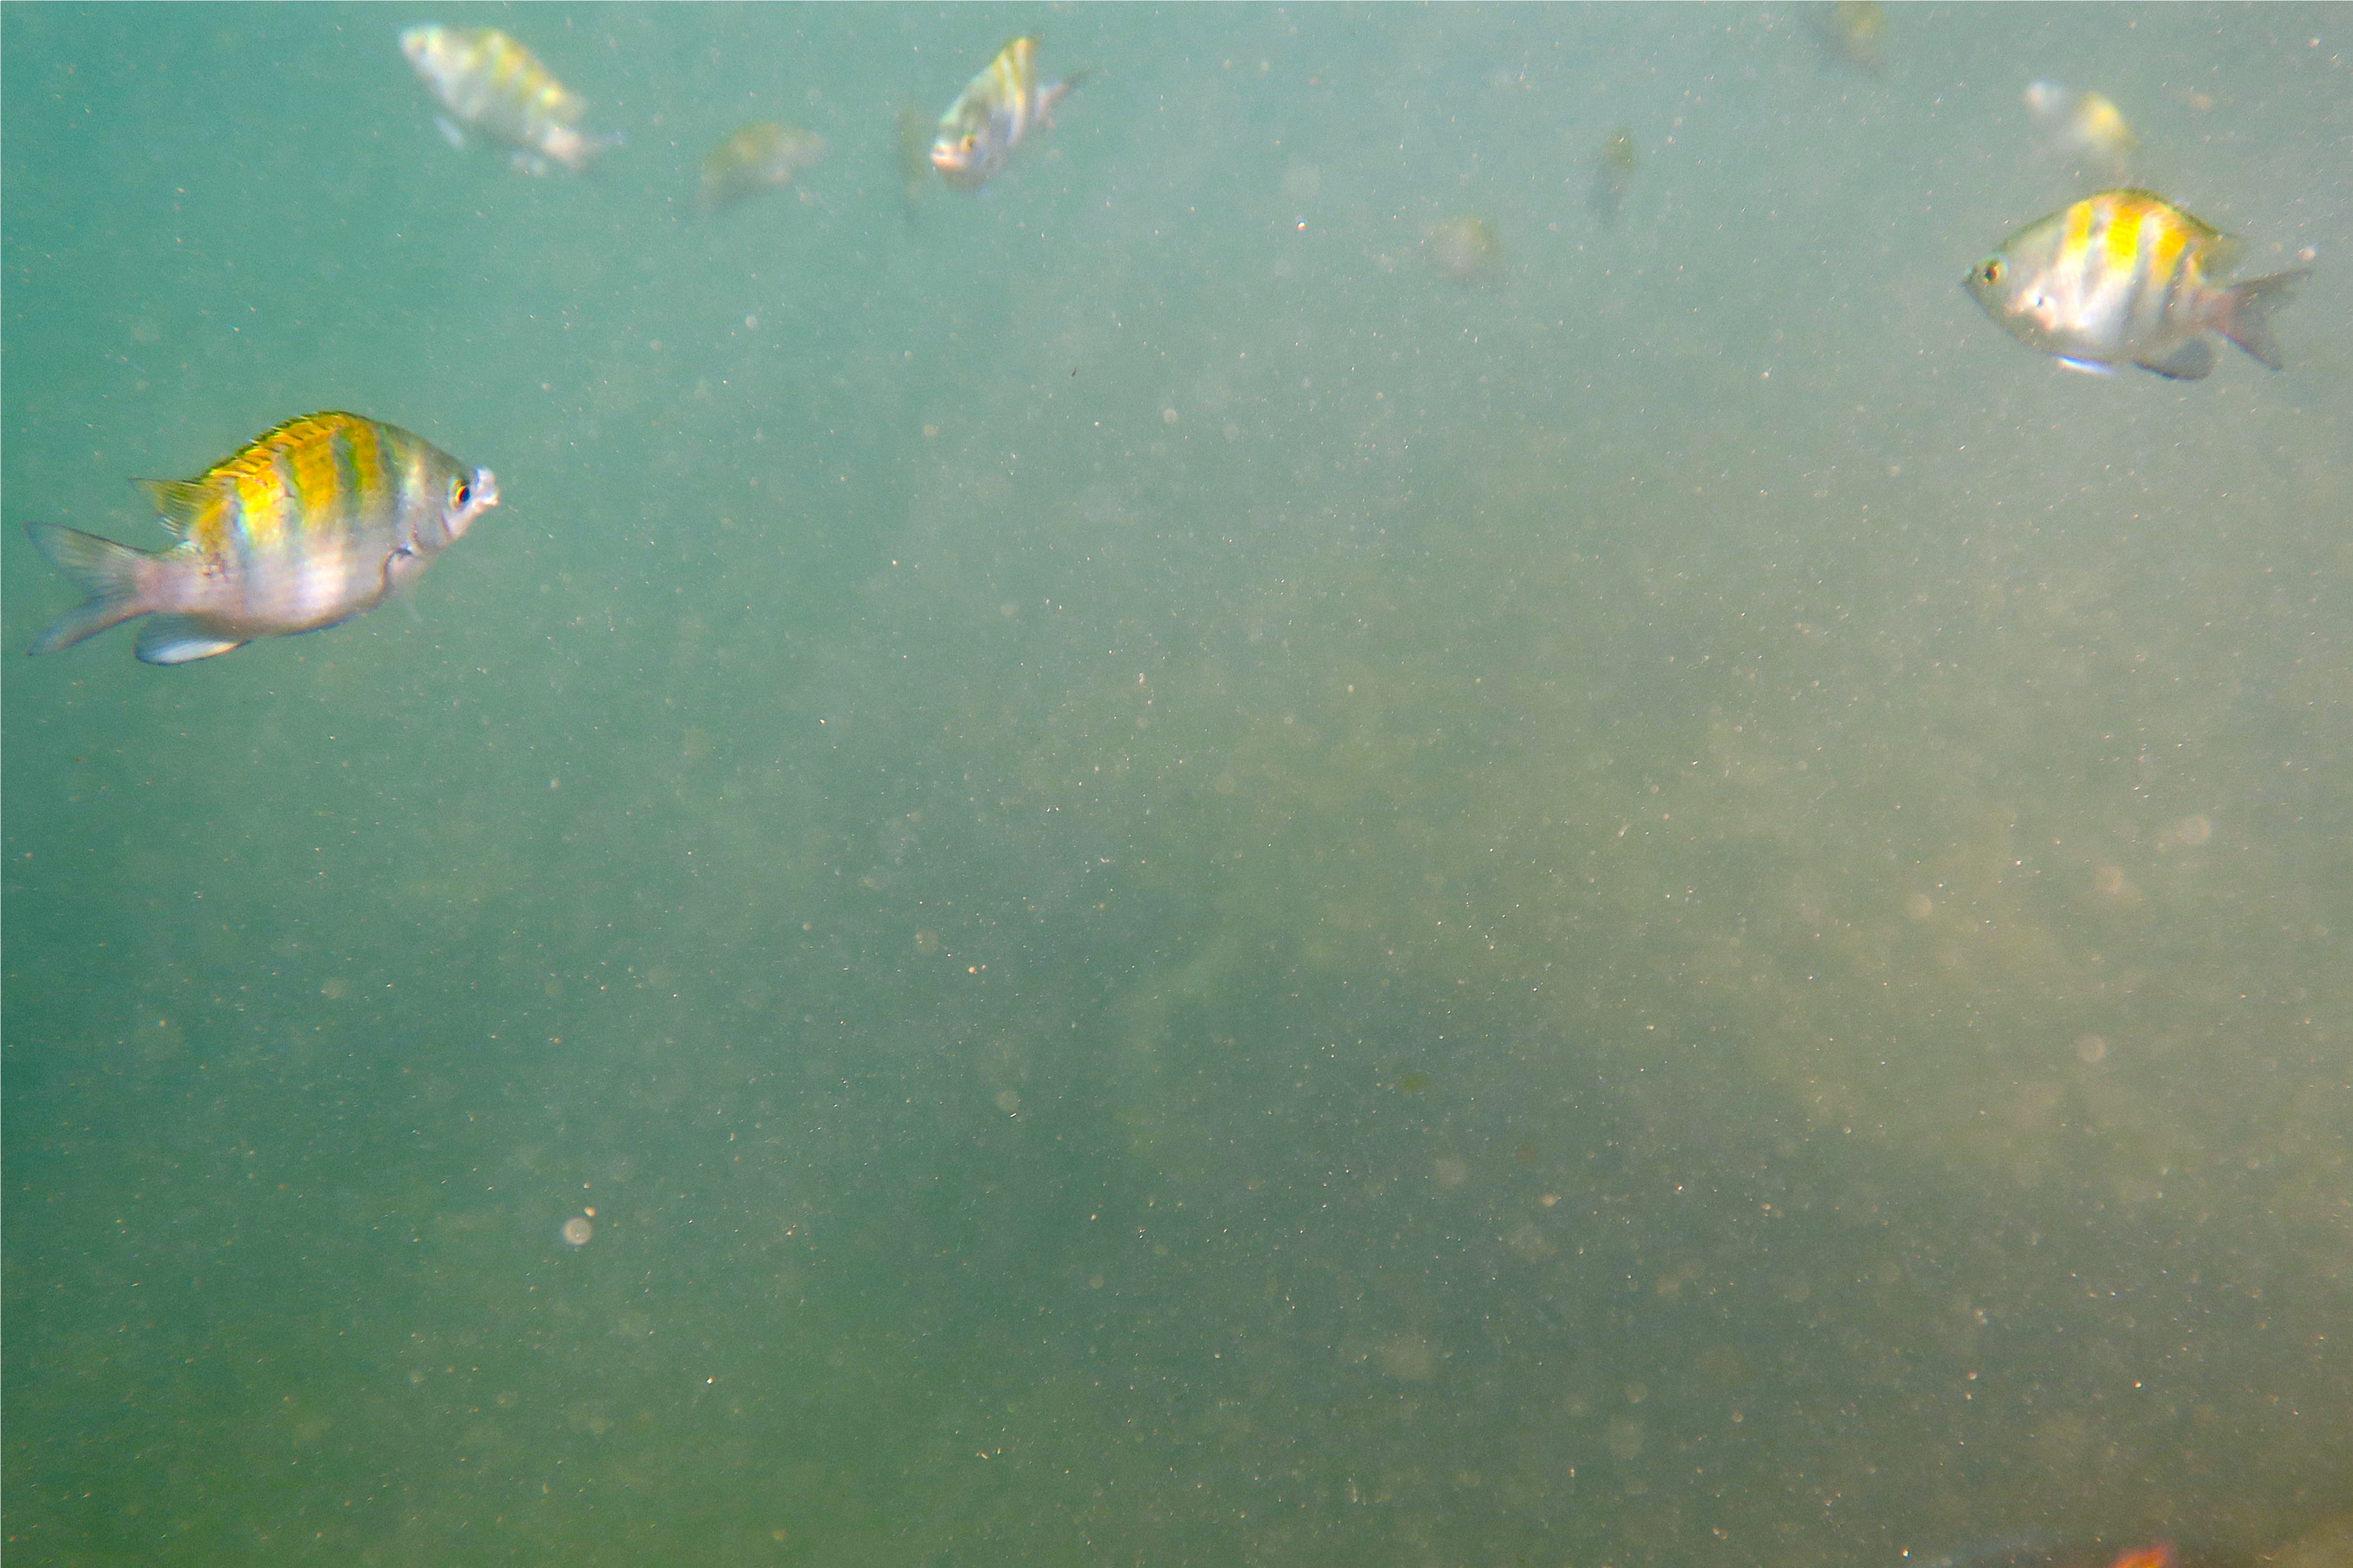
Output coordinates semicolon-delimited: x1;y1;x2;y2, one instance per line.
18;20;2320;665
8;12;2342;1562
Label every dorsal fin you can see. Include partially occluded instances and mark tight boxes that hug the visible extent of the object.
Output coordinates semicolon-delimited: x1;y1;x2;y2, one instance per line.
137;477;213;537
243;411;359;457
137;414;372;537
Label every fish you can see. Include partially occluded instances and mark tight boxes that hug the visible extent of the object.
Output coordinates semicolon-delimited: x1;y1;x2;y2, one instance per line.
1424;216;1506;286
930;37;1086;192
1920;1544;2177;1568
400;25;620;175
2025;79;2136;181
1917;1539;2263;1568
22;412;497;665
1590;126;1637;226
696;122;826;214
1812;1;1887;75
896;101;937;211
1963;188;2310;378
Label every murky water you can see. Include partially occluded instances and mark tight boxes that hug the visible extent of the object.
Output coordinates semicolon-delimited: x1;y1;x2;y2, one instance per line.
5;6;2349;1564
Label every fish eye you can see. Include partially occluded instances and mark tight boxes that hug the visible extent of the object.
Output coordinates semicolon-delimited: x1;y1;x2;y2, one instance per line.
1978;258;2005;285
450;476;472;509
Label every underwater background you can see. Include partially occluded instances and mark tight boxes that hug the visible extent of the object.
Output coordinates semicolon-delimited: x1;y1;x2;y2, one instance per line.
4;5;2349;1564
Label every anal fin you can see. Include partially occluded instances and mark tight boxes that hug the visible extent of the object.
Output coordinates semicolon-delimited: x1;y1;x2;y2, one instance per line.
135;616;246;665
2135;338;2214;380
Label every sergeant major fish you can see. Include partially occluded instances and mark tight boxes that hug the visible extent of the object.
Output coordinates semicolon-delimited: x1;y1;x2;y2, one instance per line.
1964;188;2309;379
1811;2;1886;76
930;37;1086;192
1589;127;1637;226
401;25;620;174
1424;216;1506;286
696;122;826;214
896;101;937;212
23;412;497;665
2024;79;2136;182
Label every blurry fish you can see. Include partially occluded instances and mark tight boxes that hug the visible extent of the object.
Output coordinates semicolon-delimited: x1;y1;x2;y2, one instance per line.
696;121;826;214
1424;216;1506;286
1812;1;1887;75
2025;79;2136;181
1922;1543;2176;1568
1920;1539;2268;1568
931;37;1086;192
1963;187;2309;378
1590;126;1637;226
895;100;936;211
22;412;497;665
400;25;620;175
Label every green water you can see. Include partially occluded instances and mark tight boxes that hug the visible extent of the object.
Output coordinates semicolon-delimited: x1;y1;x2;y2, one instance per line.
5;5;2349;1564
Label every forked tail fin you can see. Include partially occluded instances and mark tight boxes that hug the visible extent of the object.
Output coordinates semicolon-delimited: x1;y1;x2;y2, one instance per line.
23;521;161;655
2211;267;2312;370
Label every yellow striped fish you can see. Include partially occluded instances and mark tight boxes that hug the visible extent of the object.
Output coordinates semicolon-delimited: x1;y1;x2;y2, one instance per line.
930;38;1086;193
1964;188;2310;379
23;412;497;665
401;25;620;175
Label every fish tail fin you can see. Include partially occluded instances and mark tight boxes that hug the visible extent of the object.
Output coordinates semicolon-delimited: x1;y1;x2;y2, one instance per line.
23;522;163;656
542;126;623;174
2209;267;2312;370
